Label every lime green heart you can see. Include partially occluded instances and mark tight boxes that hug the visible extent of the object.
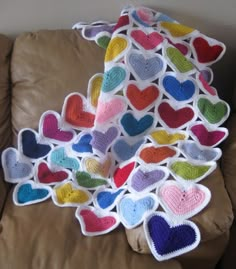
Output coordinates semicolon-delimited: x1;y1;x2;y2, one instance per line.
170;161;211;180
97;36;111;49
76;171;107;188
166;47;194;73
198;98;228;124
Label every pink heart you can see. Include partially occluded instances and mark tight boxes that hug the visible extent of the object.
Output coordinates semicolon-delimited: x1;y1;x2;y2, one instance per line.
137;8;154;24
96;98;126;124
167;38;189;56
131;29;164;50
159;181;210;219
198;73;217;96
43;114;74;142
190;123;227;147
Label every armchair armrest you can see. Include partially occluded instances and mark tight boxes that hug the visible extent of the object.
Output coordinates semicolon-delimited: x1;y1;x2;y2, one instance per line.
0;168;9;218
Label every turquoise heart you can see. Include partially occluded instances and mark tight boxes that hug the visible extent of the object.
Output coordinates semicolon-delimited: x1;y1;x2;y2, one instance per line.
50;147;80;170
102;66;127;93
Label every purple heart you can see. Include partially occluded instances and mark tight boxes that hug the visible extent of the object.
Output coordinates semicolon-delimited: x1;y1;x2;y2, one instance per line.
91;126;119;155
83;25;114;38
131;169;165;192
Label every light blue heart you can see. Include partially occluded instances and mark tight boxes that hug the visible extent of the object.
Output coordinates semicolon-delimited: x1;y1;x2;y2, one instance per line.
120;196;156;226
113;138;144;161
50;147;80;170
102;66;127;93
156;13;175;22
97;189;124;209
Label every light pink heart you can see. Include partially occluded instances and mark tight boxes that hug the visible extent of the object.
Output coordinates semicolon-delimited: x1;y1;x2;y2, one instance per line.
131;30;164;50
96;98;126;124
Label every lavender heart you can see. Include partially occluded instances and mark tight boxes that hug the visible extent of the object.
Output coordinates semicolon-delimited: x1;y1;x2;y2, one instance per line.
91;126;119;154
83;25;114;38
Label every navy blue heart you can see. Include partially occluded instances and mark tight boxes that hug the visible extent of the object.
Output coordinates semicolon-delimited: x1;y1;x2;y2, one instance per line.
163;75;195;101
121;113;154;136
148;215;197;255
72;134;93;153
21;130;51;159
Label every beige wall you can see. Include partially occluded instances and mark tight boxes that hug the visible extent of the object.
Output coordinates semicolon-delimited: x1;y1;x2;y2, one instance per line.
0;0;235;100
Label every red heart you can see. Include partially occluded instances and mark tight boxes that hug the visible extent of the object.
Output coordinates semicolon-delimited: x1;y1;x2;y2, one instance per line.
158;102;195;128
113;162;135;188
131;29;164;50
64;94;95;128
126;84;159;110
113;15;130;32
193;37;224;63
37;162;69;184
140;146;176;164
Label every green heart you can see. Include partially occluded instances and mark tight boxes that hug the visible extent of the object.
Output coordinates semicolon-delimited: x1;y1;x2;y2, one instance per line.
166;47;194;73
198;98;228;124
76;171;107;188
97;36;111;49
170;161;211;180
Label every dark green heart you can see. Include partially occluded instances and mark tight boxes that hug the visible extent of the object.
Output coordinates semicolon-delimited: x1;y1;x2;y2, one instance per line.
97;36;111;49
198;98;228;124
76;171;107;188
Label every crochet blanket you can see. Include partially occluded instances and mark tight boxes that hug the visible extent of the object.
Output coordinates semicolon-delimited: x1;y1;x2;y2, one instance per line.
1;6;230;261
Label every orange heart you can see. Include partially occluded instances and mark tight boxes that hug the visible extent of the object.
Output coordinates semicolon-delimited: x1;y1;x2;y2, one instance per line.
140;146;176;164
64;94;95;128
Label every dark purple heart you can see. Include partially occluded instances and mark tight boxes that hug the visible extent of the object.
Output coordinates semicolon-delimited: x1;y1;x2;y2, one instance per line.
148;215;197;255
131;169;165;192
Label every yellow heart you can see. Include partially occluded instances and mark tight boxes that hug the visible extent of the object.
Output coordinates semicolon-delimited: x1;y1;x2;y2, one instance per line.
105;36;128;62
151;130;186;145
55;183;90;204
88;74;103;107
85;158;111;178
160;22;195;38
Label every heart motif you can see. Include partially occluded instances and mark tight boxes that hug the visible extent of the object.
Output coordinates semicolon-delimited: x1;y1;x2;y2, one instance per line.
179;141;222;162
127;50;165;81
130;29;164;51
19;129;52;161
52;181;92;206
1;148;34;183
144;212;200;261
112;162;136;188
75;171;108;189
72;133;93;154
105;35;129;62
93;187;126;211
158;102;195;129
63;93;95;129
128;166;169;193
158;180;211;220
50;147;80;170
166;47;194;74
96;97;127;124
167;38;189;56
169;159;216;183
101;65;127;93
91;126;119;155
88;74;103;108
160;22;195;38
82;24;114;39
40;111;75;143
197;73;217;96
139;145;177;164
197;97;229;125
125;83;160;111
75;206;120;236
121;112;154;136
118;193;158;228
83;157;111;178
190;123;228;147
150;129;187;145
13;180;51;206
113;14;130;32
192;36;225;64
162;74;196;102
96;35;111;49
36;161;70;184
113;138;145;161
131;8;156;27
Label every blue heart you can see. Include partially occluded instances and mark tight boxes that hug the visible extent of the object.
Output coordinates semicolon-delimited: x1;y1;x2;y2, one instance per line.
163;75;195;101
21;129;51;159
97;189;124;209
120;196;156;227
156;14;175;22
72;134;93;153
50;147;80;170
113;138;144;161
102;66;127;93
17;183;49;204
121;113;154;136
147;215;197;255
128;52;164;81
